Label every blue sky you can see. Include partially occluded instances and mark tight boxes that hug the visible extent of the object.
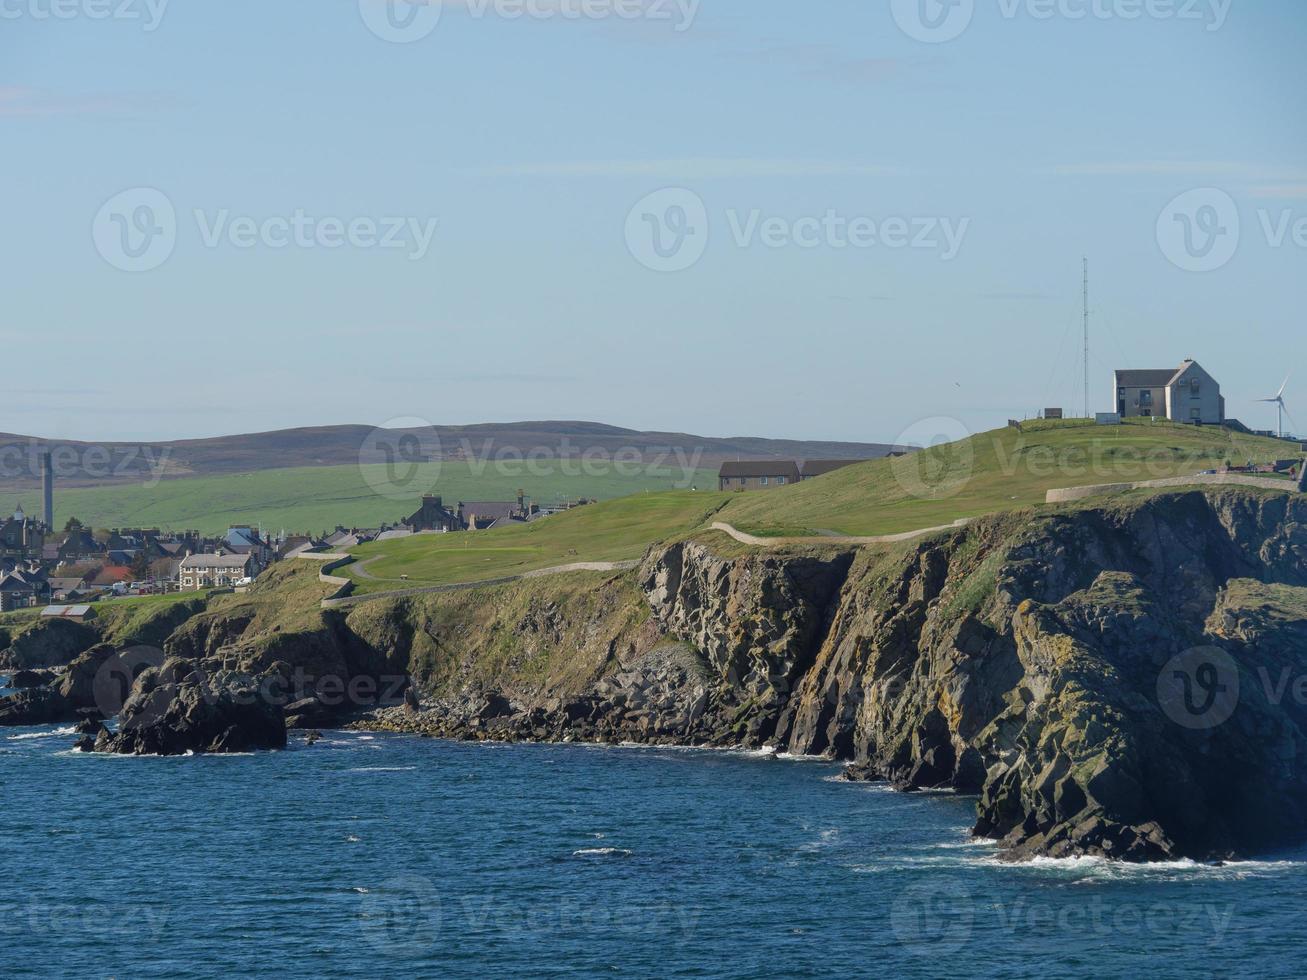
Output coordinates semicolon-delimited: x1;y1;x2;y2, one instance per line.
3;0;1305;444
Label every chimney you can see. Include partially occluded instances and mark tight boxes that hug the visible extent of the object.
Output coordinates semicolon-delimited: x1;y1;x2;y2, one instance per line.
41;450;54;531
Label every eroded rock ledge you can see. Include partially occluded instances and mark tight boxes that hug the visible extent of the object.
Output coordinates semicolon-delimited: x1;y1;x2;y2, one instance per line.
360;490;1307;863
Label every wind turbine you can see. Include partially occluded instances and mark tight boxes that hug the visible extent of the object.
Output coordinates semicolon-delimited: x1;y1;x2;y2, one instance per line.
1258;376;1296;439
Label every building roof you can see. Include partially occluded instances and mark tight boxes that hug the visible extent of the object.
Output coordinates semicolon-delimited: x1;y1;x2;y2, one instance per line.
41;605;92;618
1115;369;1177;388
718;460;801;479
459;501;521;521
799;459;864;478
180;553;252;569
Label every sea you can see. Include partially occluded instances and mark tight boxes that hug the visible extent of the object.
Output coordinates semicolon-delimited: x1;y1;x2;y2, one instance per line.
3;678;1306;978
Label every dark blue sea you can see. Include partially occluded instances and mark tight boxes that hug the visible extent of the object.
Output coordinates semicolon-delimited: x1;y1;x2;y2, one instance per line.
4;697;1306;977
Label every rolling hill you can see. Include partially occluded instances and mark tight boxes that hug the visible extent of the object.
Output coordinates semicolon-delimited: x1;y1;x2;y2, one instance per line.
0;421;904;488
333;418;1304;591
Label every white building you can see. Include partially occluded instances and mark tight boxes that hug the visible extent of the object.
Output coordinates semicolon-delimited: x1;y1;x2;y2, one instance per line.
179;553;254;590
1114;360;1224;424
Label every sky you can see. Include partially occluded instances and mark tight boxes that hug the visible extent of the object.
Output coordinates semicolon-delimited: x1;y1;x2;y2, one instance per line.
3;0;1305;446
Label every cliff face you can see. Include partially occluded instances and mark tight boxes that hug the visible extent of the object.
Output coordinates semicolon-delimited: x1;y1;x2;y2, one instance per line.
760;491;1307;861
374;489;1307;862
6;489;1304;859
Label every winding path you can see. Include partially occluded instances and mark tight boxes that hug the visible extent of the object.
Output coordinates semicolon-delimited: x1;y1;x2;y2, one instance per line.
708;519;972;548
296;552;640;610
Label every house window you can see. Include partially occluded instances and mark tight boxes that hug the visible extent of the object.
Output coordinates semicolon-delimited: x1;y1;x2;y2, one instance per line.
777;476;787;485
760;477;769;485
1140;390;1153;406
1191;408;1201;420
1191;380;1201;396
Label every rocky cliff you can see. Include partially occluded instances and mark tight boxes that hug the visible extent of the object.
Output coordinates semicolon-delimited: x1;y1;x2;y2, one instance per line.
365;489;1307;862
3;488;1304;860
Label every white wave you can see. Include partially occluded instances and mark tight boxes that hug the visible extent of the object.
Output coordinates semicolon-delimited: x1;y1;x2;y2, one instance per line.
351;887;370;894
346;835;362;843
344;766;417;773
775;752;834;763
7;727;76;741
990;854;1305;880
572;847;632;858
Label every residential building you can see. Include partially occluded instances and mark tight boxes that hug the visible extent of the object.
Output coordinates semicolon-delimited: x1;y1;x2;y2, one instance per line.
718;461;801;491
405;495;463;532
223;526;273;569
799;460;863;481
1114;360;1224;424
179;553;255;590
459;494;540;530
0;567;50;611
0;504;47;562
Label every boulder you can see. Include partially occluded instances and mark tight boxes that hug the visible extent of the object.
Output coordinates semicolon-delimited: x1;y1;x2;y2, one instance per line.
0;618;98;670
8;668;59;689
284;696;335;729
0;688;74;726
56;644;119;710
94;659;287;755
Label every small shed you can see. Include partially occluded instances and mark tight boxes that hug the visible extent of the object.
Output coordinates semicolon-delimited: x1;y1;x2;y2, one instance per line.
40;604;95;623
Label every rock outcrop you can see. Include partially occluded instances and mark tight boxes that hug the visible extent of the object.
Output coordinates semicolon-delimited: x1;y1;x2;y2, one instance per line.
361;489;1307;863
94;658;287;755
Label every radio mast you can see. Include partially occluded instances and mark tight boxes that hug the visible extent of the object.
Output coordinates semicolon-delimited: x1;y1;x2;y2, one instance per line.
1082;258;1090;418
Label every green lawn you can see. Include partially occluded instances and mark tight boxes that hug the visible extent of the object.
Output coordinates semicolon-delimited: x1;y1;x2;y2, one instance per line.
318;420;1303;593
719;419;1300;537
0;461;719;536
339;491;731;592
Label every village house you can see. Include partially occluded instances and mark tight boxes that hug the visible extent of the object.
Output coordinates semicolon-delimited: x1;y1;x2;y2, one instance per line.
459;494;540;530
798;460;863;481
1114;360;1224;424
178;552;255;591
405;495;463;532
0;566;50;611
717;461;801;491
0;504;47;562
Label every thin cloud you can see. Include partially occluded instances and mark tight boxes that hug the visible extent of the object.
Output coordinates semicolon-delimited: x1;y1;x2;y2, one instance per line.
0;85;164;118
1039;161;1307;181
463;158;915;178
1246;184;1307;201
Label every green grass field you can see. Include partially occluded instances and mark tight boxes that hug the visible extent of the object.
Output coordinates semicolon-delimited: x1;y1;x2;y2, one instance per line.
331;419;1302;591
340;492;731;592
719;418;1299;537
0;461;719;536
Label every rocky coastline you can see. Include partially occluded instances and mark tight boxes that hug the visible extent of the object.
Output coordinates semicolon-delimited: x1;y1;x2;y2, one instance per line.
3;487;1306;863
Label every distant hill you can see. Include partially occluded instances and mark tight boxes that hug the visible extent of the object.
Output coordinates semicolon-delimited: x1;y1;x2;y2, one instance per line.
0;421;904;489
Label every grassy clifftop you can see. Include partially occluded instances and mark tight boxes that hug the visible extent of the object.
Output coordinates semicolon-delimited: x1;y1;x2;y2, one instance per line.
719;418;1297;537
329;420;1301;591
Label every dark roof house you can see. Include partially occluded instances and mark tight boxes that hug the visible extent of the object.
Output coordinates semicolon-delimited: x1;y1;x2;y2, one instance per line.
718;460;801;491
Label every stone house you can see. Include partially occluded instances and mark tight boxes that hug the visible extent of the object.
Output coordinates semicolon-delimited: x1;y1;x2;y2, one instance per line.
1114;360;1224;424
178;553;255;591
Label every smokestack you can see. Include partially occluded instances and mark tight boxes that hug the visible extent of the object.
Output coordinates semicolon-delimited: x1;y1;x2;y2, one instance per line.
42;450;54;531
